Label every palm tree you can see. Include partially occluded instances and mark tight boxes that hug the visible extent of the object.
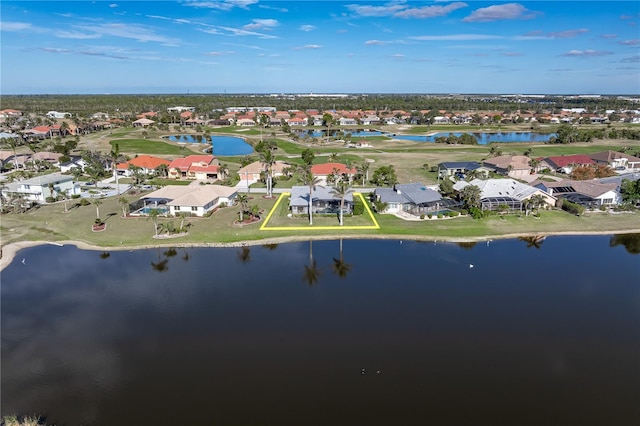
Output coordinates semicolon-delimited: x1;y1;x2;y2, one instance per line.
92;198;103;222
259;147;276;197
332;239;352;278
299;169;322;226
359;161;370;186
118;196;129;217
147;208;161;236
328;152;340;162
236;193;249;222
329;181;353;226
60;188;70;212
154;163;169;178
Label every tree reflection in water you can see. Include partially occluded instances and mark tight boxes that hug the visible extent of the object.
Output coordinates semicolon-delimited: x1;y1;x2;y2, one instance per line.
609;233;640;254
519;235;546;249
332;239;352;279
237;246;251;263
303;240;322;286
99;251;110;259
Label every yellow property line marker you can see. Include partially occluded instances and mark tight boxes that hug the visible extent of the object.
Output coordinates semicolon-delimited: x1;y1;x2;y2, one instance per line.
260;192;380;231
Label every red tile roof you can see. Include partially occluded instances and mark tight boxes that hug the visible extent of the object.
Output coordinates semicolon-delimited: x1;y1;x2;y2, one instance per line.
117;155;170;170
311;162;357;176
546;155;595;168
169;155;216;171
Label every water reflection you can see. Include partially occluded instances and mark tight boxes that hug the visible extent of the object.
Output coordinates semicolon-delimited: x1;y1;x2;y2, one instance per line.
332;239;352;279
457;241;477;250
519;235;547;249
609;233;640;254
237;246;251;263
99;251;110;259
303;240;322;285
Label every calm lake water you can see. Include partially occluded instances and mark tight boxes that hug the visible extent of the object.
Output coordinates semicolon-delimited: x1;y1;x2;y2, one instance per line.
2;236;639;426
163;135;253;156
394;132;556;144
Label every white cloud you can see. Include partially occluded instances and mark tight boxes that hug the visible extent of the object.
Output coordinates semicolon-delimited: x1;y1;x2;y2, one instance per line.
345;2;407;17
183;0;258;11
55;30;102;39
563;49;612;57
217;25;278;39
243;19;279;30
207;51;236;56
364;39;388;45
75;23;180;44
463;3;539;23
410;34;503;41
109;3;118;8
394;2;468;19
0;21;33;31
620;39;640;46
299;25;316;32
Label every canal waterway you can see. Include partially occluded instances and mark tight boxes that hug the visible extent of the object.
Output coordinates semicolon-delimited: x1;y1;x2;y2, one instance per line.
1;235;639;425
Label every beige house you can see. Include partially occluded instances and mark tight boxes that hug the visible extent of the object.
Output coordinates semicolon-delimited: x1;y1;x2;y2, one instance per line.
237;160;290;182
483;155;534;180
133;118;155;127
138;184;237;217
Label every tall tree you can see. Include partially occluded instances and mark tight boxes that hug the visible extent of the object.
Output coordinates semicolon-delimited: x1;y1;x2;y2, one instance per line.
301;148;315;167
259;145;276;198
329;181;353;226
147;208;161;236
236;193;249;222
109;143;124;194
299;169;322;226
460;184;482;210
118;196;129;217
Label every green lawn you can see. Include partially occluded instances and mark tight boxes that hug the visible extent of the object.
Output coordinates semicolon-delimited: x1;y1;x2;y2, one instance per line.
110;139;201;156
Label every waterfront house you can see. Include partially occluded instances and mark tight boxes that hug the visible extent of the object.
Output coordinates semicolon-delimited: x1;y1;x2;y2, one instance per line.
533;179;620;207
454;178;556;211
373;182;455;216
289;185;353;215
135;184;237;217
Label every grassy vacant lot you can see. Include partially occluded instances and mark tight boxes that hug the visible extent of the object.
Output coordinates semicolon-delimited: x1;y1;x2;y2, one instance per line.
110;139;201;156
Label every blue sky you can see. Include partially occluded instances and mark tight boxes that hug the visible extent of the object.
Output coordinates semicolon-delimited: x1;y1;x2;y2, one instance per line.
1;1;639;94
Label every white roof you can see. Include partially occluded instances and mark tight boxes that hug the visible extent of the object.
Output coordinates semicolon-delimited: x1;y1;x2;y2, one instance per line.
143;185;236;207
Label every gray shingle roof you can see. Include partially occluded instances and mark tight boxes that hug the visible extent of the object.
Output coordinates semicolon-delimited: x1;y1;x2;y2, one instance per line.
290;185;353;207
375;182;442;204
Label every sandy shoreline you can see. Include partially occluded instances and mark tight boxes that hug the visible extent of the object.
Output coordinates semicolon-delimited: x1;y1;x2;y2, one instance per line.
2;229;639;271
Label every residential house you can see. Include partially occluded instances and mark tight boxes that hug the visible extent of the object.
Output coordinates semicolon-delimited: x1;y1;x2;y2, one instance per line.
310;162;357;184
589;150;640;171
361;115;381;125
339;117;357;126
533;179;621;207
438;161;488;179
287;117;307;126
136;184;237;217
1;172;80;204
46;111;71;119
289;185;353;215
454;178;556;211
117;155;170;177
168;155;221;181
0;109;22;119
237;160;290;183
132;118;155;127
433;116;450;124
236;118;256;127
0;151;30;170
59;156;87;173
541;154;595;174
137;111;158;119
482;155;534;180
373;182;455;216
22;126;51;139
